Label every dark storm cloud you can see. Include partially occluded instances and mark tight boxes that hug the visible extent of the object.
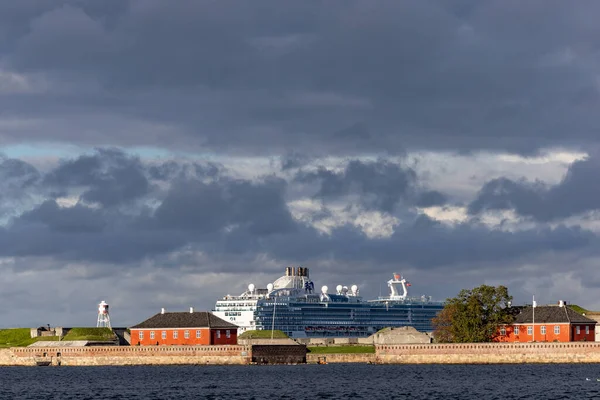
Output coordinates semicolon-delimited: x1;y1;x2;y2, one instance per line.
2;148;594;272
154;177;296;236
0;156;40;215
218;213;596;271
296;159;423;212
280;152;312;171
0;156;40;188
2;1;600;153
469;155;600;221
19;200;106;233
43;148;150;207
0;155;296;263
416;190;448;208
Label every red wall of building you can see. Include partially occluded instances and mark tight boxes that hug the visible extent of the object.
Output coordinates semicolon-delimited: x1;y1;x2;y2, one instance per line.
494;324;595;343
211;328;237;345
131;328;237;346
571;324;596;342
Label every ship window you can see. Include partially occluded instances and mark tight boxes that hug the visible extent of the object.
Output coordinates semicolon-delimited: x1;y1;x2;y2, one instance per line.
196;330;201;338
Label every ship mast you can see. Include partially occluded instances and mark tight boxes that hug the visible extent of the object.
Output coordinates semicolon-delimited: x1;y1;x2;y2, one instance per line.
387;273;408;300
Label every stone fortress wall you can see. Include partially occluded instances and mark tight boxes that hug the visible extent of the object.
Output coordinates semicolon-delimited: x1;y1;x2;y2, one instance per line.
4;342;600;366
377;342;600;364
0;345;250;366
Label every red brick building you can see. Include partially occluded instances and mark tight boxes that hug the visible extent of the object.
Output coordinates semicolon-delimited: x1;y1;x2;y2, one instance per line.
130;310;238;346
494;304;596;343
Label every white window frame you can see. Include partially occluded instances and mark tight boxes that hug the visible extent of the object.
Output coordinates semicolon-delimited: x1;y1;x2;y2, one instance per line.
162;331;167;339
554;325;560;335
586;326;590;335
173;330;178;339
184;330;190;339
540;326;546;335
139;331;144;339
514;326;519;335
150;331;155;340
500;327;506;336
196;330;201;339
576;326;581;335
226;330;231;338
216;330;221;339
527;326;533;335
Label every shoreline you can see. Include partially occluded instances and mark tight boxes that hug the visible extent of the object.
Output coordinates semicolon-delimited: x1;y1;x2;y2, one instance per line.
3;342;600;366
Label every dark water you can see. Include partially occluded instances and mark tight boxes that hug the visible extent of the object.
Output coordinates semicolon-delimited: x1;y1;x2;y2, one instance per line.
1;364;600;399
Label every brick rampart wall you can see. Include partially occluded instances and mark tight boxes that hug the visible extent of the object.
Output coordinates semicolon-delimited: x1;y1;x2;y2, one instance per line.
5;342;600;366
1;346;250;366
306;353;376;363
377;342;600;364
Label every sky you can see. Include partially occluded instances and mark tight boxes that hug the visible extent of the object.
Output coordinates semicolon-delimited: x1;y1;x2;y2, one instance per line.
2;0;600;328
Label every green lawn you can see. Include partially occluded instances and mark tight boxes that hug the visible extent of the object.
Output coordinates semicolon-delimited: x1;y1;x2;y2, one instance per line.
0;327;117;348
307;345;375;354
0;328;36;348
568;305;589;314
63;327;116;341
238;330;289;339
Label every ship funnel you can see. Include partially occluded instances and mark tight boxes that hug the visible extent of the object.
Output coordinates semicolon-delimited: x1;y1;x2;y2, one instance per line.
286;267;290;276
297;267;302;276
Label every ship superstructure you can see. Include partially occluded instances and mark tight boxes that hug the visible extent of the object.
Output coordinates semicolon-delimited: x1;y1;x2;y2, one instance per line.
212;267;443;338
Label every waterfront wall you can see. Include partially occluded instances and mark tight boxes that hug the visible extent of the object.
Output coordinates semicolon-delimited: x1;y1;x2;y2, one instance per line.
0;346;250;366
252;345;307;364
306;353;376;363
377;342;600;364
5;342;600;366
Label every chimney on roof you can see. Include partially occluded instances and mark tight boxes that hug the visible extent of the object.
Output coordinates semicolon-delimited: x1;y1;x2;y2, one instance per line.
161;308;165;314
190;307;194;313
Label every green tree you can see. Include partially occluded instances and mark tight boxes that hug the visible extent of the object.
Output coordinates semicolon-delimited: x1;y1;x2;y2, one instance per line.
432;285;514;343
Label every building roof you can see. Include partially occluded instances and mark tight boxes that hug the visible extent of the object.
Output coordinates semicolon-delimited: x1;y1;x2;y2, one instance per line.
514;306;596;324
130;311;238;329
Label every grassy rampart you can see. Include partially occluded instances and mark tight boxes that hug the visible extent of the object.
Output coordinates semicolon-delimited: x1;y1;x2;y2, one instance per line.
238;330;289;339
0;327;117;347
62;328;116;341
308;345;375;354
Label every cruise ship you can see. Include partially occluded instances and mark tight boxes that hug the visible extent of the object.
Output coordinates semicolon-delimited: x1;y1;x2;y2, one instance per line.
212;267;444;338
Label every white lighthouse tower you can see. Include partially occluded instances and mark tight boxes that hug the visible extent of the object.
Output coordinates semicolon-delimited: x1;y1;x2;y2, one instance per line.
96;300;111;328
